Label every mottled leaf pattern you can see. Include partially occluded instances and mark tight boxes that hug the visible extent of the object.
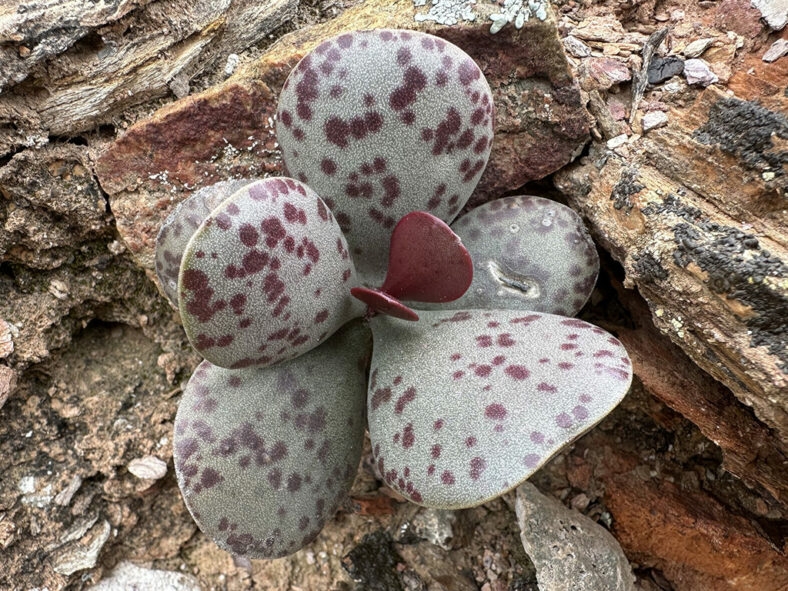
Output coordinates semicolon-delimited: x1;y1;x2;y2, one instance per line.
178;177;364;369
155;180;253;306
173;321;371;559
420;196;599;315
367;309;632;509
276;29;494;285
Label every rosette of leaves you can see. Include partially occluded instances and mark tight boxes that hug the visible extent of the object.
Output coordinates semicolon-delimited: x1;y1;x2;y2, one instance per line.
156;29;633;560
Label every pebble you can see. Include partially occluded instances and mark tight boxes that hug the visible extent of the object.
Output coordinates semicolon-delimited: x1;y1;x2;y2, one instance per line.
89;561;201;590
564;35;592;58
682;38;714;58
127;456;168;480
762;39;788;62
647;55;685;84
642;110;668;132
607;134;629;149
683;59;718;86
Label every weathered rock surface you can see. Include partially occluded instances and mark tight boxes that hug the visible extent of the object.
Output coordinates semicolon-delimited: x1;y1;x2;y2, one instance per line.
555;83;788;444
88;561;201;591
0;0;297;153
96;0;590;270
515;482;635;591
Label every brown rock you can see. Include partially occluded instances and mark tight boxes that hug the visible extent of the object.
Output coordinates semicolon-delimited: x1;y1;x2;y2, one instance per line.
613;283;788;504
606;475;788;590
555;84;788;444
96;0;589;269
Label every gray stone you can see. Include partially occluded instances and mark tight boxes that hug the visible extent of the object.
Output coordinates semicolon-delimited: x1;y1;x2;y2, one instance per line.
89;561;202;591
751;0;788;30
762;39;788;62
515;482;636;591
563;36;592;58
682;38;714;58
410;508;456;550
128;456;168;480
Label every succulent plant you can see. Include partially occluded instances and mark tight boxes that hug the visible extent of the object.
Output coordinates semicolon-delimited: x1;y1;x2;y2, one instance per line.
157;29;633;560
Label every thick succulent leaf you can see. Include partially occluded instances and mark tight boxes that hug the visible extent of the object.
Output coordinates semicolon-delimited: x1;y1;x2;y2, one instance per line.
381;212;473;303
367;309;632;509
420;196;599;316
155;179;253;307
178;177;364;369
276;29;494;285
173;320;371;559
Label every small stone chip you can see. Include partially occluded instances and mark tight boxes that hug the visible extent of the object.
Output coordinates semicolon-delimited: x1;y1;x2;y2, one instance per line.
682;38;714;58
0;319;13;358
683;59;718;86
762;39;788;63
606;134;629;149
642;111;668;133
128;456;168;480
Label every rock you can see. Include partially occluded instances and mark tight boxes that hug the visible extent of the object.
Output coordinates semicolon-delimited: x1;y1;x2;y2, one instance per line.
683;58;719;85
606;473;788;590
52;520;111;576
342;530;407;591
0;365;16;410
127;456;168;480
563;36;592;58
715;0;765;38
751;0;788;30
607;134;629;149
54;475;83;507
89;561;201;591
515;482;636;591
555;84;788;448
641;110;668;132
682;38;714;58
0;319;13;358
409;508;456;550
585;57;632;89
96;0;589;269
763;39;788;62
647;55;685;84
0;0;298;148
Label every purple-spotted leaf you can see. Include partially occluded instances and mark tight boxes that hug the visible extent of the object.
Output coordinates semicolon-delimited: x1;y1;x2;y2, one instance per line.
155;179;253;307
178;177;364;369
276;29;494;285
367;309;632;509
173;320;371;559
423;197;599;316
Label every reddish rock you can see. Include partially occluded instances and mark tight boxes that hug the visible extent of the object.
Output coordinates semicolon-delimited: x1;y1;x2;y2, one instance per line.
714;0;765;38
606;475;788;591
96;0;589;269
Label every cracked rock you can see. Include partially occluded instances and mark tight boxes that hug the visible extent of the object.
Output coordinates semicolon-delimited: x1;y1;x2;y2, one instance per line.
515;482;636;591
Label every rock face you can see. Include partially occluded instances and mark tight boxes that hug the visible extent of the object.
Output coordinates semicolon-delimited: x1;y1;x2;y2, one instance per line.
515;482;635;591
96;0;589;270
0;0;297;151
555;83;788;447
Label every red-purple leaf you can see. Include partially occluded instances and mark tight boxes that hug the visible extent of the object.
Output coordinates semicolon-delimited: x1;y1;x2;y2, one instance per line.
380;212;473;303
350;287;419;321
